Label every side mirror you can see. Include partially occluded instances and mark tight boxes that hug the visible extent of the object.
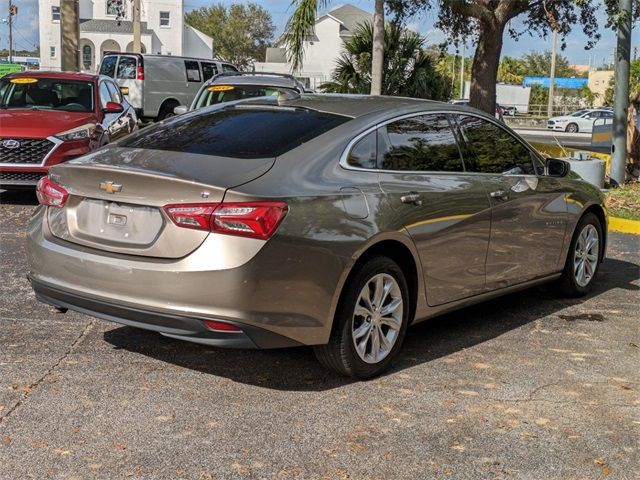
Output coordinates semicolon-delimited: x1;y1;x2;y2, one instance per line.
546;158;570;177
103;101;124;114
173;105;188;115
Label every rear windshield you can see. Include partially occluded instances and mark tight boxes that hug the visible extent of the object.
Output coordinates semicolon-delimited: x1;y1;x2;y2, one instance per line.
194;85;298;109
120;106;350;158
0;78;94;112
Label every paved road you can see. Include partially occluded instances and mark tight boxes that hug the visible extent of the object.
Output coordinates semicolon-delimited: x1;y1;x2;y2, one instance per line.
513;129;609;154
1;190;639;479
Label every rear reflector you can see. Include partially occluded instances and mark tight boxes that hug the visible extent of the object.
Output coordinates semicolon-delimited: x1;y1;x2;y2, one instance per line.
163;201;288;240
36;177;68;207
203;320;242;332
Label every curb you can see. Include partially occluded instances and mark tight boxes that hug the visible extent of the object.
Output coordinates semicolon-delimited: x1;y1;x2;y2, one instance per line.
609;216;640;235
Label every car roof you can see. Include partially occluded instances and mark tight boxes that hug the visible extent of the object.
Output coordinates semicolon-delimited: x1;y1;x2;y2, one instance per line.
4;70;98;82
236;93;487;120
208;73;303;89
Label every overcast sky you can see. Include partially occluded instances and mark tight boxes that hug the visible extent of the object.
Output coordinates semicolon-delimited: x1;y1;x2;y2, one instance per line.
1;0;636;68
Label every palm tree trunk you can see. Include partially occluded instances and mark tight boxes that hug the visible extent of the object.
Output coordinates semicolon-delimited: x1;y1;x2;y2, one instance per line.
370;0;384;95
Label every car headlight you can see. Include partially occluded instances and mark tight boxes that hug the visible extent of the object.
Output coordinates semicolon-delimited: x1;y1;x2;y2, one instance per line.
55;123;97;142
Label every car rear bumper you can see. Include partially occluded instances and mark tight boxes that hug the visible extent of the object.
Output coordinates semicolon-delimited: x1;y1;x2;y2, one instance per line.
29;277;301;349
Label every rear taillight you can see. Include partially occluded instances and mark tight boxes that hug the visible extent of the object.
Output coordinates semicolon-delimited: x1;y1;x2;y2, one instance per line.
36;177;68;208
163;202;288;240
136;66;145;80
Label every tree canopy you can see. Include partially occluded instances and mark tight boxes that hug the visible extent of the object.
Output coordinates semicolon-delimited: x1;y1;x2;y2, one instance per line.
185;3;275;69
321;22;450;101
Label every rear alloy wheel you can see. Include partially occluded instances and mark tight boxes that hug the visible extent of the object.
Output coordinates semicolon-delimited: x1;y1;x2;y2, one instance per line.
566;123;579;133
557;213;602;297
314;257;409;378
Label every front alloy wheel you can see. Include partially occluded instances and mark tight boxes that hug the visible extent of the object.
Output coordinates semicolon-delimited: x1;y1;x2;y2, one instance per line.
573;224;599;287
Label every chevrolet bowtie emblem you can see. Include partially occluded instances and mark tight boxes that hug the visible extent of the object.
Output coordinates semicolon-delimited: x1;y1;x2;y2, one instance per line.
99;181;122;194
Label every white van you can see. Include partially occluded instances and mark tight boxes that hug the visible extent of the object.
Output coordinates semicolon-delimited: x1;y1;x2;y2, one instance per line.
98;53;238;121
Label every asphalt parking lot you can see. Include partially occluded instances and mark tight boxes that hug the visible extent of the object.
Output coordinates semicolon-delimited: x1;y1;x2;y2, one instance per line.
0;189;639;479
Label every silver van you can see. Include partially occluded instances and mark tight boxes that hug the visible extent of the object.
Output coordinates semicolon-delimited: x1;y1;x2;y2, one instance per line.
98;53;238;121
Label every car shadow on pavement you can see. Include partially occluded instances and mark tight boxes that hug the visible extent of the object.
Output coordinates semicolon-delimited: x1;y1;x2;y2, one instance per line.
0;189;38;205
103;257;638;392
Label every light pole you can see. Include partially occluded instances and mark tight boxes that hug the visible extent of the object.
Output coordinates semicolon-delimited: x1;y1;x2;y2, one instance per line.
548;28;557;118
610;0;632;186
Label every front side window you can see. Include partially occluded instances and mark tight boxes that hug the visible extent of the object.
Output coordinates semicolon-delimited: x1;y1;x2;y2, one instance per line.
160;11;170;27
0;78;94;112
120;107;349;159
201;62;218;80
99;82;112;109
99;55;118;77
116;56;137;79
52;6;60;22
378;114;463;172
222;64;238;73
347;131;376;169
105;81;122;103
457;115;534;175
194;85;295;109
185;61;201;82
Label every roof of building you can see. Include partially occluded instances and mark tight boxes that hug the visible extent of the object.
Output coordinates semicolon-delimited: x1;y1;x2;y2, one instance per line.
79;19;153;35
323;4;372;36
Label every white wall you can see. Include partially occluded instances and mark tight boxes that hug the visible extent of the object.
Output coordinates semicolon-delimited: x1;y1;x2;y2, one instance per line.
39;0;62;70
144;2;184;55
183;25;213;59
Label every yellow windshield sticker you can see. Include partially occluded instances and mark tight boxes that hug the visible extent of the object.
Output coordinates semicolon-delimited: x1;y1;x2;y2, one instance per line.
10;77;38;84
208;85;235;92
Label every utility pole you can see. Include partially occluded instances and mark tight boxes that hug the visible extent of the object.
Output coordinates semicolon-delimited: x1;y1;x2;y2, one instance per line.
610;0;632;186
60;0;80;71
460;41;465;99
548;28;557;118
8;0;14;63
132;0;141;53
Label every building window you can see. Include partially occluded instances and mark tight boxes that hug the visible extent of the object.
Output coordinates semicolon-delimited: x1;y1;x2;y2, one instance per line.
50;46;56;59
51;6;60;22
106;0;124;17
82;45;92;69
160;11;170;27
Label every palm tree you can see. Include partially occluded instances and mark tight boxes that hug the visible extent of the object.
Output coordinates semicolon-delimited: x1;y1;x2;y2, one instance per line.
321;22;450;101
284;0;385;95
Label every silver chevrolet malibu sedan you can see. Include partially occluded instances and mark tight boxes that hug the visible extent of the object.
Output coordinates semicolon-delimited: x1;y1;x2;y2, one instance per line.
27;94;607;378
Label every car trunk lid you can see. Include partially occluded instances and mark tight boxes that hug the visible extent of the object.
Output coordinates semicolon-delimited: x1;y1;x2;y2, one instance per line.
46;147;275;258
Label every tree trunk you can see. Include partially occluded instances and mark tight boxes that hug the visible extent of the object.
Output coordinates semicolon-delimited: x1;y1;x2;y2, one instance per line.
370;0;384;95
469;20;505;115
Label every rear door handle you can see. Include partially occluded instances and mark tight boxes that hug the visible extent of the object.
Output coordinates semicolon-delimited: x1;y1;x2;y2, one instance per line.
490;190;509;200
401;193;422;206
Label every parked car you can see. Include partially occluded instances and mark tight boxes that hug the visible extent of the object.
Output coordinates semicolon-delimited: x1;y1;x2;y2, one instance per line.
98;53;238;121
547;108;613;133
448;99;504;121
174;72;307;115
0;71;137;188
503;105;518;116
27;95;607;378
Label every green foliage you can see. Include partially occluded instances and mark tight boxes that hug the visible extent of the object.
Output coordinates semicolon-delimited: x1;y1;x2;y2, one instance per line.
521;50;576;77
321;22;450;101
497;56;526;84
185;3;275;69
284;0;330;72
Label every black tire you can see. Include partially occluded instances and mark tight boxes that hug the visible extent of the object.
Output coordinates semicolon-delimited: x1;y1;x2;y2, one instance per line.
156;101;179;122
557;212;603;297
566;123;579;133
314;256;410;379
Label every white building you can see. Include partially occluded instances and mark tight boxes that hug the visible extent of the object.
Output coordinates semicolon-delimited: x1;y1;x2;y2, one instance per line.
38;0;213;72
254;4;371;89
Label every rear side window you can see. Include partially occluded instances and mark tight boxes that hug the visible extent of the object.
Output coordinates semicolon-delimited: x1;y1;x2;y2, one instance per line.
378;114;463;172
457;115;534;175
120;107;350;158
222;64;238;73
347;131;376;169
194;85;295;109
116;57;137;79
99;55;117;77
201;62;218;80
185;61;201;82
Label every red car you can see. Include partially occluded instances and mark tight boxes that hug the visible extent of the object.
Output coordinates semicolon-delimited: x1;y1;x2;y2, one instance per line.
0;71;137;188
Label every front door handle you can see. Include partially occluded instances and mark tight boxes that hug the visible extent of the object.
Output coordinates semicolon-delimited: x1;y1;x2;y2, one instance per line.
401;193;422;206
490;189;509;200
